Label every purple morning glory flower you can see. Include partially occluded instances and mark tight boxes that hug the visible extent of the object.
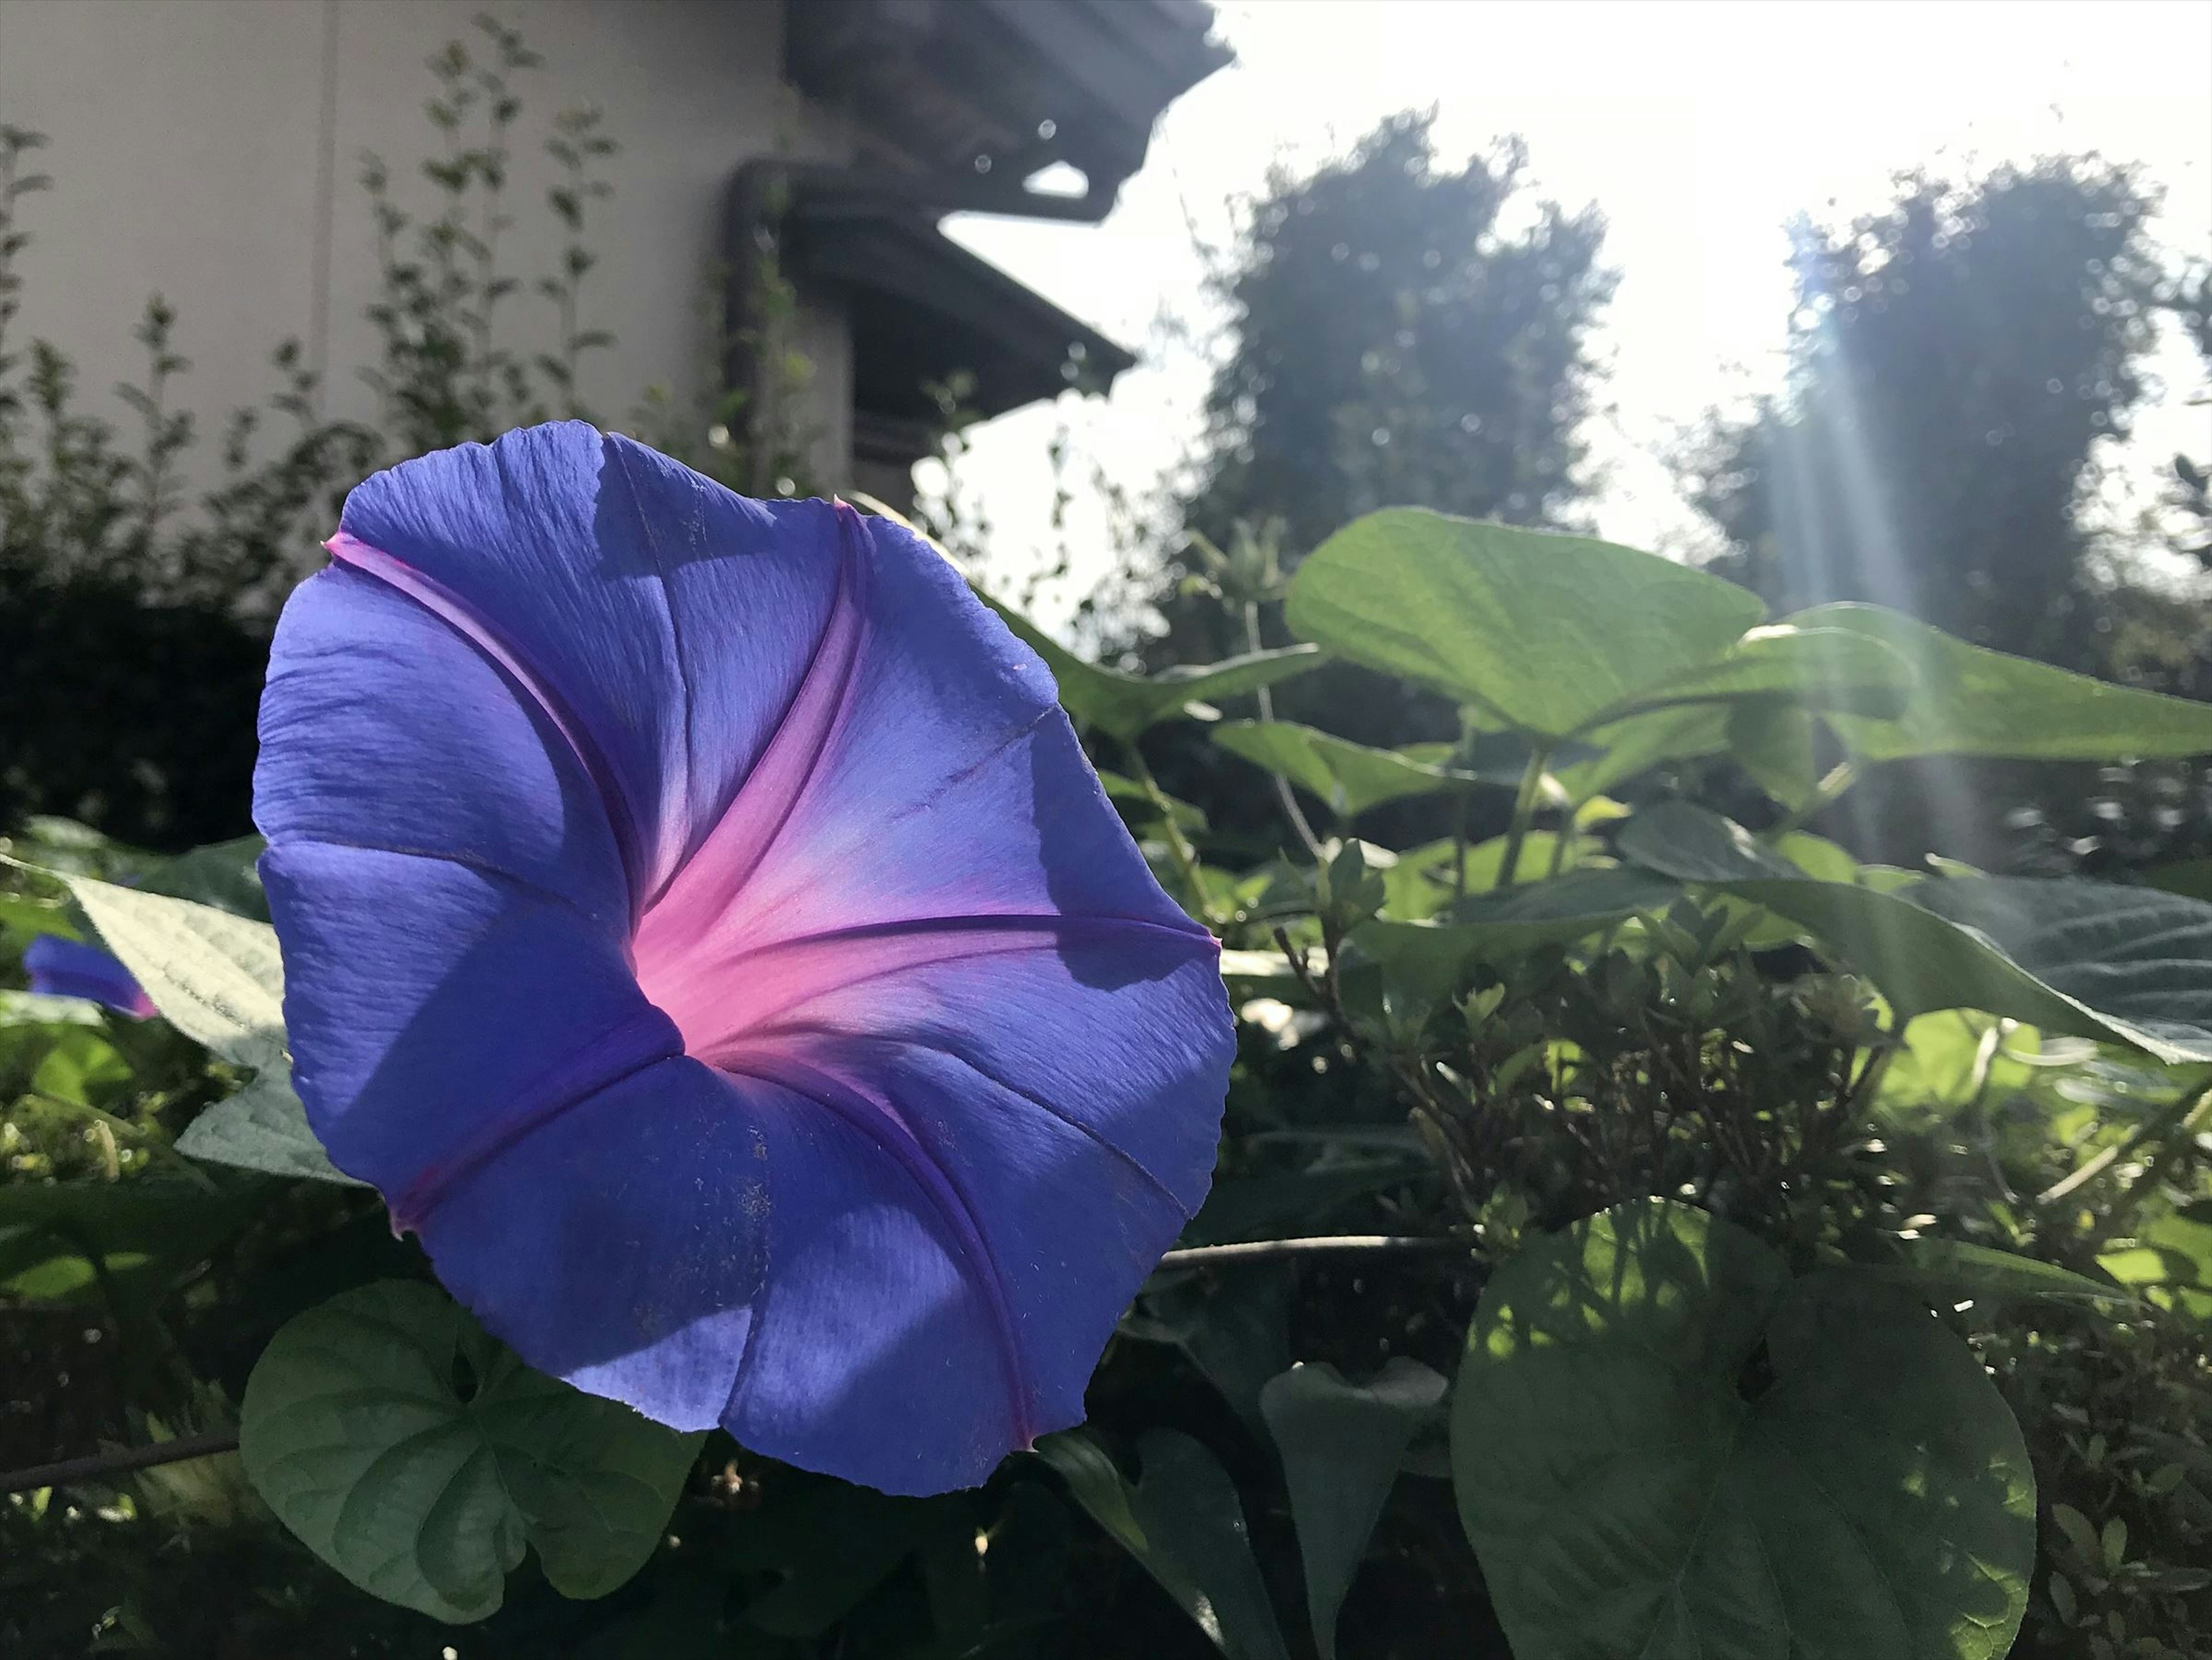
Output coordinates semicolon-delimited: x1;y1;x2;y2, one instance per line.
22;934;157;1018
253;423;1231;1494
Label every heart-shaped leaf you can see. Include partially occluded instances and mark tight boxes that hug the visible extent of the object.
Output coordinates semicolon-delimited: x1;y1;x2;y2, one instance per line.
1036;1430;1289;1660
1261;1359;1447;1660
240;1280;703;1623
1452;1198;2035;1659
1286;509;1764;738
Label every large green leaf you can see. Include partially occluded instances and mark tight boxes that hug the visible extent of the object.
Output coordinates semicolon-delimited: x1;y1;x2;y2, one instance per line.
1795;603;2212;761
1037;1430;1290;1660
1908;876;2212;1061
1616;805;2212;1060
61;872;356;1185
1211;721;1481;817
1614;624;1914;722
1285;509;1764;737
240;1280;702;1623
1452;1198;2034;1659
982;594;1323;742
63;873;283;1064
1260;1359;1447;1660
180;1074;362;1185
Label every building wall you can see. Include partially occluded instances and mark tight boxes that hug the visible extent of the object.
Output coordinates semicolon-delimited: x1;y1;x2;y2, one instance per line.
0;0;855;487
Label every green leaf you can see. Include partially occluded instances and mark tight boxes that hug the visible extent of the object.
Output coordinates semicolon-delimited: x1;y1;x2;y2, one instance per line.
1452;1198;2035;1660
0;889;81;952
240;1280;702;1623
1130;1264;1291;1430
1037;1430;1289;1660
1212;721;1479;817
0;1178;259;1303
62;874;283;1072
1554;703;1733;803
982;594;1323;742
1729;702;1823;811
1874;1238;2128;1307
178;1075;363;1186
1795;603;2212;761
138;834;269;920
1260;1359;1447;1660
1286;509;1765;738
1350;869;1678;1000
61;872;356;1184
2098;1206;2212;1319
1874;1012;2039;1127
1908;877;2212;1062
1097;768;1209;832
1620;624;1914;721
28;1026;131;1107
1618;805;2212;1060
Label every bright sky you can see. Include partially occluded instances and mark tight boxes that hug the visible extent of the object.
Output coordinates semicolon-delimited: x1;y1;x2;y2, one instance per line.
940;0;2212;633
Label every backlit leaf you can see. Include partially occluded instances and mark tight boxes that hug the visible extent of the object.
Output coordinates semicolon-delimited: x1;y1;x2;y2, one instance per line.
1286;509;1763;737
1796;603;2212;761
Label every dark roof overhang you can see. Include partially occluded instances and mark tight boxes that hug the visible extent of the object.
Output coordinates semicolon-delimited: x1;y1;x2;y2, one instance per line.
785;176;1135;426
783;0;1231;222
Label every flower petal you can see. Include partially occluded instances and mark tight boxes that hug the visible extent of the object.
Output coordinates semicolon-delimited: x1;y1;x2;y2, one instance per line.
23;934;156;1018
256;565;630;933
634;512;1211;1054
260;842;680;1204
334;424;844;902
411;1055;774;1435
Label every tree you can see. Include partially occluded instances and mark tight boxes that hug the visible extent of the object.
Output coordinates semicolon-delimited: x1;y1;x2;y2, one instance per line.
1140;113;1614;839
1180;113;1615;571
1685;156;2165;670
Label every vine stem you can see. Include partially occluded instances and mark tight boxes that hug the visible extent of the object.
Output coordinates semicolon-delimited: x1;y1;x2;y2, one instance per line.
1244;598;1324;859
2039;1082;2212;1229
1;1431;239;1496
1157;1234;1466;1269
1494;743;1551;893
1125;742;1226;930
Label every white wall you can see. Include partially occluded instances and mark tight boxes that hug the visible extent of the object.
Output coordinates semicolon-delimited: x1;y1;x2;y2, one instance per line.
0;0;852;481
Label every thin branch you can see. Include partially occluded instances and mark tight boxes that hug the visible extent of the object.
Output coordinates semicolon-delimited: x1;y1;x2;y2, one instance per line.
1245;598;1325;859
2039;1082;2212;1209
1157;1234;1467;1270
2;1430;239;1496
